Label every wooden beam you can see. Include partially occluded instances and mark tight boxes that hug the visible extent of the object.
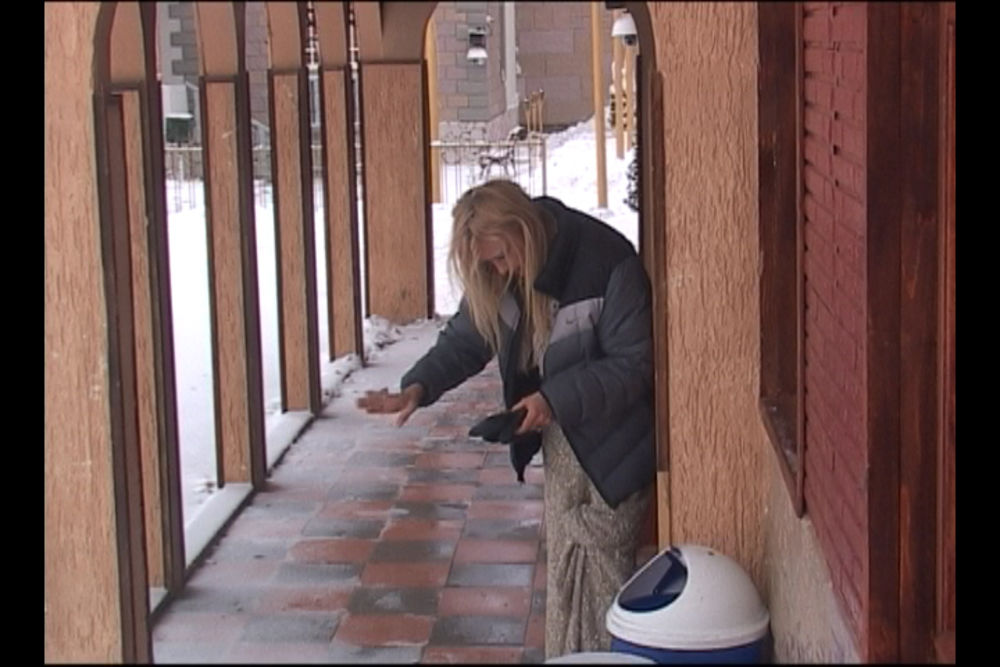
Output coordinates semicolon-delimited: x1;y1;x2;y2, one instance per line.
100;90;153;664
195;3;238;76
202;78;255;483
590;3;607;208
266;1;303;70
269;70;322;412
139;2;187;592
353;1;383;62
865;3;902;661
898;3;941;661
314;0;348;68
648;70;670;548
322;66;365;359
623;43;634;153
233;2;269;488
613;25;624;158
934;5;955;659
121;88;166;588
426;15;441;204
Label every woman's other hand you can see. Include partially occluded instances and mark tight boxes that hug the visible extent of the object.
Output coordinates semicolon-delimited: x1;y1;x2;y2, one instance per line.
357;384;425;427
512;391;553;434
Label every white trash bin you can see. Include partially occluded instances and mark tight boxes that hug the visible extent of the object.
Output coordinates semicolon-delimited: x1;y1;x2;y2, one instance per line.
546;651;655;664
605;544;770;663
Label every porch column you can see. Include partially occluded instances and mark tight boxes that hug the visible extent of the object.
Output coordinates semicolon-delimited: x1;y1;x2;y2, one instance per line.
267;3;322;414
315;1;365;360
196;2;268;487
200;76;267;485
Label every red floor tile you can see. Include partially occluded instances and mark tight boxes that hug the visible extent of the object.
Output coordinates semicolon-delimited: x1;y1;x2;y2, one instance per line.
287;538;374;563
467;499;545;520
422;645;525;663
338;466;410;483
335;613;434;645
317;499;395;519
453;539;539;564
399;483;477;503
380;518;464;541
477;467;524;485
152;363;549;665
413;452;486;469
524;613;546;650
253;586;353;613
360;561;451;587
437;586;532;617
533;562;547;590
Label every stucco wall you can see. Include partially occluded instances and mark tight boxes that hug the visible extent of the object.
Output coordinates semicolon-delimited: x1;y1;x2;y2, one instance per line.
648;0;766;577
44;3;121;661
762;452;860;662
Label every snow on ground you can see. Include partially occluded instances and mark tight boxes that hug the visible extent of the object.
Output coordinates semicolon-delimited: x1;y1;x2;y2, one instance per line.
170;111;636;522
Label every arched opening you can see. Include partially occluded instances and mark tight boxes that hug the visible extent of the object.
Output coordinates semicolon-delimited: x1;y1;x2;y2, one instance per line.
422;2;648;322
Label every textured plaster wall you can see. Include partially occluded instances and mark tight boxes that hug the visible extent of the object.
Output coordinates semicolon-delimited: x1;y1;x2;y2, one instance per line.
762;452;860;662
44;3;120;661
647;0;765;579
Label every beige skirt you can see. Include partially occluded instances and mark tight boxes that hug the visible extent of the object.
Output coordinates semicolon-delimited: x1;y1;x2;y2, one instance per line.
541;424;651;659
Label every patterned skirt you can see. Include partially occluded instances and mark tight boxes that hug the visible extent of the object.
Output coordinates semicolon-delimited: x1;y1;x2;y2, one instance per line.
541;424;651;659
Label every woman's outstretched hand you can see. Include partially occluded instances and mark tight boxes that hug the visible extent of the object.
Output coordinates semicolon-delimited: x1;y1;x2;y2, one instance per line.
356;383;425;427
512;391;553;435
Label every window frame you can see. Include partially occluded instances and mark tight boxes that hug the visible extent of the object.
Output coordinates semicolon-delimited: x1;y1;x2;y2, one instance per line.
757;1;805;517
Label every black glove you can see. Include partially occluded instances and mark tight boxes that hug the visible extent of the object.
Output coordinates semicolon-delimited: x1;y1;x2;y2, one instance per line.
469;408;541;483
469;408;527;443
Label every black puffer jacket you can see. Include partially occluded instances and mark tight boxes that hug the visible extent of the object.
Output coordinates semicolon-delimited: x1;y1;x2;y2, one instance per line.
401;196;655;507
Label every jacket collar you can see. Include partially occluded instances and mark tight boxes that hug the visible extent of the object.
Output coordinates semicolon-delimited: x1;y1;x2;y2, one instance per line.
532;197;579;299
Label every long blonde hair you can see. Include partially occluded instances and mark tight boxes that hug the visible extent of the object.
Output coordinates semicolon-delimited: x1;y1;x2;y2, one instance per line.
449;180;555;371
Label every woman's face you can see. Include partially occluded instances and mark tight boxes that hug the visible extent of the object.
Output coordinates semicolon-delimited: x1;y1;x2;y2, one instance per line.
475;234;521;277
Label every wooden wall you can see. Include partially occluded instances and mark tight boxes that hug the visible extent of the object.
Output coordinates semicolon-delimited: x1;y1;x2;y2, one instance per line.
361;62;429;323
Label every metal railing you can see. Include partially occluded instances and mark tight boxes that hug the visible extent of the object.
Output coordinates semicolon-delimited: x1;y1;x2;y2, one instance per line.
431;134;547;205
163;134;546;213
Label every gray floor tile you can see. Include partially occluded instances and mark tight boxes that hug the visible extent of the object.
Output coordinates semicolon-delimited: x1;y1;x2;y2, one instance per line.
302;517;384;538
348;587;439;615
447;563;535;587
429;615;526;645
239;614;339;642
370;539;457;562
273;562;361;585
463;519;542;540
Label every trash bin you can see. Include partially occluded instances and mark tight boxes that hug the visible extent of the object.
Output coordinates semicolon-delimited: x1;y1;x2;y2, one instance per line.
605;544;770;664
546;651;655;664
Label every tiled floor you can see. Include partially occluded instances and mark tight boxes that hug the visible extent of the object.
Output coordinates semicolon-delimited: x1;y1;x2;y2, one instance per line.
152;361;551;664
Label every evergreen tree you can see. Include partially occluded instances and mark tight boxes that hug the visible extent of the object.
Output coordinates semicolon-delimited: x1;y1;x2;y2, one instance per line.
624;153;639;212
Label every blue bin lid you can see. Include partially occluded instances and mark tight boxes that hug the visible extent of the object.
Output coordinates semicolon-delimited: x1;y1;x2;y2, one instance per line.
605;544;770;651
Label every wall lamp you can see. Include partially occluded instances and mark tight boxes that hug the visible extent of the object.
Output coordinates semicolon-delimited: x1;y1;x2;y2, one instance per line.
466;26;488;65
612;11;638;46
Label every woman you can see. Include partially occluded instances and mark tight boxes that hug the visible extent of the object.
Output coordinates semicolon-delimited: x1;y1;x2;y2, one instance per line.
357;179;655;657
